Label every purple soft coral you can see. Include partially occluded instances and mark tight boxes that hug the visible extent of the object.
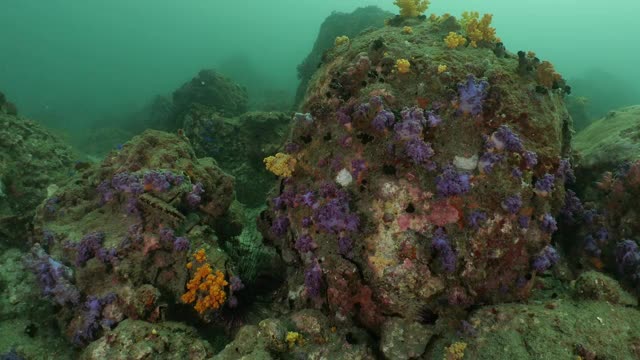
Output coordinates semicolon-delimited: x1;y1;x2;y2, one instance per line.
72;293;117;346
531;245;560;272
457;74;489;116
304;260;323;299
436;165;471;197
431;228;457;273
502;194;522;214
615;240;640;288
405;139;435;169
24;244;80;306
313;194;359;234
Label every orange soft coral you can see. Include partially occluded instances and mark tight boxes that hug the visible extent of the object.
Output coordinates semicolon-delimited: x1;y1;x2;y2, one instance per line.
181;249;228;313
394;0;430;18
536;61;562;88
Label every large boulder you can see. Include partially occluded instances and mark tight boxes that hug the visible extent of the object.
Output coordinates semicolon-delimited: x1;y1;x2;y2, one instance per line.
27;130;244;347
262;14;573;334
294;6;393;107
0;110;74;245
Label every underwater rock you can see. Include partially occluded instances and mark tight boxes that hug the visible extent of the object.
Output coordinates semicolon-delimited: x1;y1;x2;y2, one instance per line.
214;310;375;359
184;108;291;206
294;6;393;107
380;317;433;359
426;299;640;359
573;271;637;306
0;112;74;245
80;319;214;360
29;129;244;346
573;105;640;171
263;14;573;333
171;69;248;127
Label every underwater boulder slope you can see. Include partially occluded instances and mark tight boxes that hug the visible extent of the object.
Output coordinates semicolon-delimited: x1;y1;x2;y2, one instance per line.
562;108;640;298
26;129;257;349
0;92;75;246
261;12;572;333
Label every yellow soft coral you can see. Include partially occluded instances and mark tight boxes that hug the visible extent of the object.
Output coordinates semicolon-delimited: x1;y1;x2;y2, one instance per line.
396;59;411;74
461;11;497;47
286;331;304;348
335;35;350;46
402;26;413;34
444;32;467;49
264;153;296;177
437;64;448;74
394;0;430;18
181;249;229;314
444;342;467;360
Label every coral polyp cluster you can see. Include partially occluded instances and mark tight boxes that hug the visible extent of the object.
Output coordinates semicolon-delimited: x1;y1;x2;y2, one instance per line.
394;0;430;18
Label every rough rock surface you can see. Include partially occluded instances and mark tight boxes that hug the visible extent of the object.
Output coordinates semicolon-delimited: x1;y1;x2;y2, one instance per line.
264;15;572;333
426;300;640;359
80;319;214;360
573;105;640;169
214;309;375;360
172;69;248;126
295;6;393;107
29;129;240;346
184;108;291;206
0;111;74;245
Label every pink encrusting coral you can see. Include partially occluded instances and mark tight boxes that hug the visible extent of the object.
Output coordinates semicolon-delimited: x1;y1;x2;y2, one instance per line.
261;14;571;333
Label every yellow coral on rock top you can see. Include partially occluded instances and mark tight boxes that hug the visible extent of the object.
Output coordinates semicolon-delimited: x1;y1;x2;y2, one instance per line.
461;11;497;47
444;32;467;49
402;26;413;34
335;35;350;46
396;58;411;74
264;152;297;177
394;0;430;18
444;341;467;360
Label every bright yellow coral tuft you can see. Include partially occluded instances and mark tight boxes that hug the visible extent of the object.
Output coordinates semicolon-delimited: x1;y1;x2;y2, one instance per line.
444;32;467;49
402;26;413;34
181;249;229;314
286;331;304;348
396;59;411;74
394;0;430;18
444;341;467;360
335;35;350;46
437;64;448;74
461;12;497;48
264;153;297;178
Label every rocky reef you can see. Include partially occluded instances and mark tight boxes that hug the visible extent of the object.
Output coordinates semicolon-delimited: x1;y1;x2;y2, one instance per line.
0;99;75;245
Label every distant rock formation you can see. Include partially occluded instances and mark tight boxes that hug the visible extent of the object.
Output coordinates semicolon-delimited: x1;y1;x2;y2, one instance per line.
294;6;392;108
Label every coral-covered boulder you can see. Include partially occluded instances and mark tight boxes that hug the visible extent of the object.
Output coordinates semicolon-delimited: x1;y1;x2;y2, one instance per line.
28;130;242;346
172;69;248;126
262;15;572;332
0;111;74;244
184;107;291;206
